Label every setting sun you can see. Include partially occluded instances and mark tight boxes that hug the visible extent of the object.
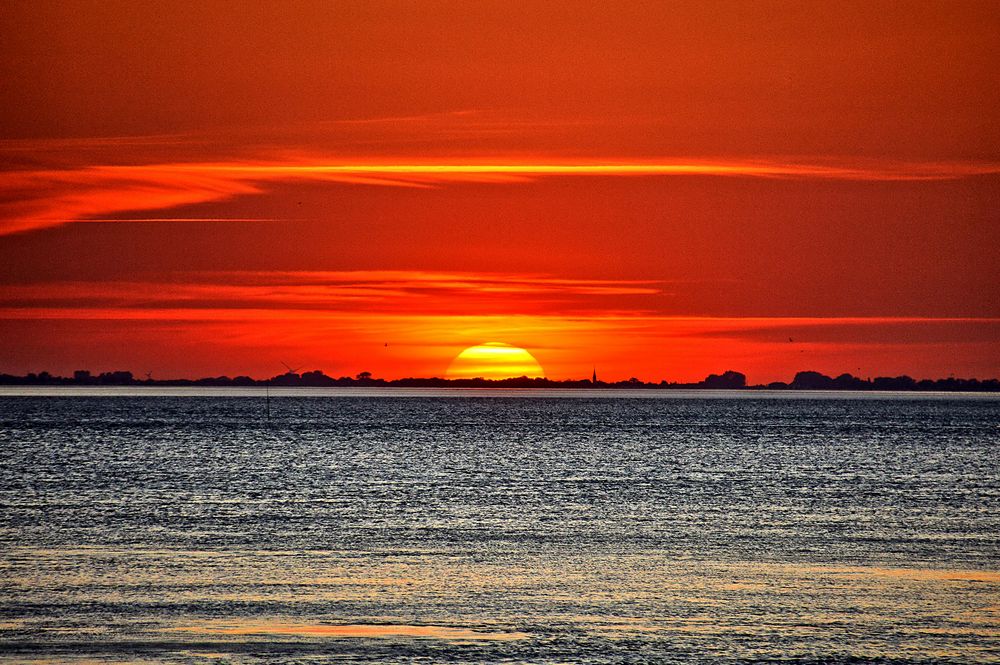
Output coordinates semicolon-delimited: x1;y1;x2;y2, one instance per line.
446;343;545;380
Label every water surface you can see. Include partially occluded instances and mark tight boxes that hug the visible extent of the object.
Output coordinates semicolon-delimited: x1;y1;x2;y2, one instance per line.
1;391;997;662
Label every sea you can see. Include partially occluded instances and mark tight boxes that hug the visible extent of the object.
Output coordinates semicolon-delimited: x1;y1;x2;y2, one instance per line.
0;388;998;663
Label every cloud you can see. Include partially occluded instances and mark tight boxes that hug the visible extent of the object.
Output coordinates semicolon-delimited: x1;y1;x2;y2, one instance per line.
4;270;995;349
3;269;996;380
0;270;664;317
3;156;999;235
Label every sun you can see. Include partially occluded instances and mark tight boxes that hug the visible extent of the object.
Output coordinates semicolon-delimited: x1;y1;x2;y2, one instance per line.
446;342;545;380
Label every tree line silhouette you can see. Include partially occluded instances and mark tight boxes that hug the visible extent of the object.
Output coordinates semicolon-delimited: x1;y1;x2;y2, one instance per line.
1;368;997;391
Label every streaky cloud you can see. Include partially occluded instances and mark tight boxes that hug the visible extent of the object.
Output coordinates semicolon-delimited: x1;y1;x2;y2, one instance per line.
0;270;664;317
3;158;999;235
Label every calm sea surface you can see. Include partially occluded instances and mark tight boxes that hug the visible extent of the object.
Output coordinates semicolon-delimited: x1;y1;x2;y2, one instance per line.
1;389;998;663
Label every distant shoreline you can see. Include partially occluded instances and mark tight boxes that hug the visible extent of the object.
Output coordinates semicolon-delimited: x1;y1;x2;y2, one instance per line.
1;369;998;392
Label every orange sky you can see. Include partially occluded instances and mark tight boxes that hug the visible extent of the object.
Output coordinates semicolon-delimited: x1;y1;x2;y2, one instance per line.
1;0;998;382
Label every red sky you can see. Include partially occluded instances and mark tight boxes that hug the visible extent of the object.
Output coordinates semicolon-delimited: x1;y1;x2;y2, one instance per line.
1;0;998;382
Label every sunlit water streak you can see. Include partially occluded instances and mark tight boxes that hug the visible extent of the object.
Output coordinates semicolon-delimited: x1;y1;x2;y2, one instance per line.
0;391;997;663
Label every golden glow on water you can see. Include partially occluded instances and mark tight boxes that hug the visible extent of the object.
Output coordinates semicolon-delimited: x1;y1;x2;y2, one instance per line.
7;545;1000;660
179;654;232;660
822;566;1000;583
170;622;529;641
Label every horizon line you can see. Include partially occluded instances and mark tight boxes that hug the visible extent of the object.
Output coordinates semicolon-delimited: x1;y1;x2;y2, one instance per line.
4;368;998;388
